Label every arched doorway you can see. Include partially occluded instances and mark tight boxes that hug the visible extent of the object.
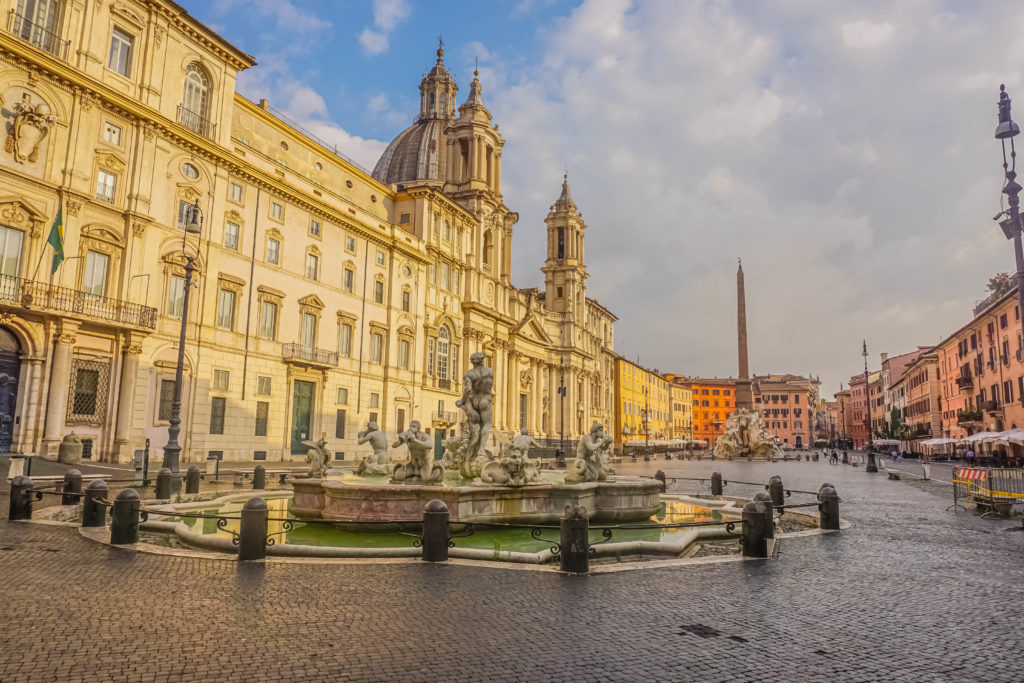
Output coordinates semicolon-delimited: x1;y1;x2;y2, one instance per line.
0;328;21;452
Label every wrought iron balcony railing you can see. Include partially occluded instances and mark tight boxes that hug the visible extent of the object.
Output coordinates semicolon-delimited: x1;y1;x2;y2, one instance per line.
281;343;338;367
436;377;451;390
956;374;974;390
177;104;216;139
0;274;157;329
432;411;459;424
7;11;69;60
957;408;983;423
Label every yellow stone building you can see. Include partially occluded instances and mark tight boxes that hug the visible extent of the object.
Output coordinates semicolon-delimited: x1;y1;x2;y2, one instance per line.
670;382;692;441
612;357;670;446
0;0;617;463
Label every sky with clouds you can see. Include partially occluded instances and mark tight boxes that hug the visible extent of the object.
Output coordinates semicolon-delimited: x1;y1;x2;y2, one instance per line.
190;0;1024;395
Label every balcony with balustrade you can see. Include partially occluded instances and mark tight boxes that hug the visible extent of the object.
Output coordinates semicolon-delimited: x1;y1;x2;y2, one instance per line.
0;274;157;330
177;105;216;139
282;343;338;369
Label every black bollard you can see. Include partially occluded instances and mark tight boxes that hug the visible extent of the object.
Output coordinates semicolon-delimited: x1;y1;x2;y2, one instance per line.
109;488;141;545
654;470;667;493
61;470;82;506
768;475;785;509
253;464;266;491
754;491;775;539
185;466;201;495
155;468;172;499
741;500;768;558
82;480;108;527
421;499;450;562
711;472;723;497
559;505;590;573
238;497;269;561
865;451;878;473
819;485;840;531
8;476;34;521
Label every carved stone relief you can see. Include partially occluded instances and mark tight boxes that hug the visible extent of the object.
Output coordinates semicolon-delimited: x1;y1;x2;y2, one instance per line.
4;92;54;164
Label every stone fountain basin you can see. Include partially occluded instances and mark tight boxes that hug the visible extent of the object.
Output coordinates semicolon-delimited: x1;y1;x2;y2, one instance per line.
291;476;662;524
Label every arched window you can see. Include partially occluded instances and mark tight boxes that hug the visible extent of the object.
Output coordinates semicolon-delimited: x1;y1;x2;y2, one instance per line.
437;327;450;382
181;64;211;136
483;230;493;269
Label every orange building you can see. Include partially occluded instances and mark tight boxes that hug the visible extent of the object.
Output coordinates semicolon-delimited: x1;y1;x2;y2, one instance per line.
687;378;737;446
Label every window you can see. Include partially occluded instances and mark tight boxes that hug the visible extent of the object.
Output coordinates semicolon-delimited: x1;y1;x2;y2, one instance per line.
167;275;185;318
217;289;236;330
177;201;193;229
266;238;280;265
255;402;269;436
271;202;283;220
310;219;321;237
399;213;410;224
428;338;436;376
306;253;319;280
259;301;277;340
376;250;386;265
213;369;229;391
96;170;116;202
441;261;450;290
336;387;349;404
402;290;411;312
443;220;451;241
182;64;210;134
373;279;384;304
556;286;563;299
370;392;380;409
339;323;352;357
437;327;450;381
1001;314;1008;329
108;28;133;77
224;222;239;250
229;182;243;202
370;332;383;364
210;397;225;434
82;251;109;298
344;267;355;292
103;121;122;146
301;312;317;347
399;339;410;369
69;362;106;420
336;409;346;438
345;236;356;252
158;379;175;421
181;163;199;180
0;226;23;277
256;376;272;396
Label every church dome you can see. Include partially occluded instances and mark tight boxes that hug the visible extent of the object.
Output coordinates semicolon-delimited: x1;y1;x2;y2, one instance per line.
372;118;448;185
372;45;457;186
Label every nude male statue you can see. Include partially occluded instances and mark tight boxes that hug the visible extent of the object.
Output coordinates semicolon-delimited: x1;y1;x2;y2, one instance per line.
357;421;389;464
508;428;540;461
392;420;442;482
456;352;494;458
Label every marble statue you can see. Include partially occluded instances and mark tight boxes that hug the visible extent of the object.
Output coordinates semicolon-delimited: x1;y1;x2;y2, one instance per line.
391;420;444;484
565;422;614;483
457;351;493;460
302;434;330;478
355;421;391;476
442;423;478;479
481;428;541;486
4;93;53;164
713;409;782;461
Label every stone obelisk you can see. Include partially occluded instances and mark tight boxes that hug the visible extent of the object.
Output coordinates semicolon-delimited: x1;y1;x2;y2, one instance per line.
735;259;753;410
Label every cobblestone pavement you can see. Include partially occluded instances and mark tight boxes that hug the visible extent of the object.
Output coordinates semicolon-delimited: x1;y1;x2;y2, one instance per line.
2;455;1023;682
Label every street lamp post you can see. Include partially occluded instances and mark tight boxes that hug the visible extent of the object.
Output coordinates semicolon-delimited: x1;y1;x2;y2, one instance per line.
863;340;878;472
556;355;567;467
161;199;203;491
993;85;1024;338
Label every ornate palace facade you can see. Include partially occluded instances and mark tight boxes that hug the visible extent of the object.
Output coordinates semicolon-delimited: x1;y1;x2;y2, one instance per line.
0;0;616;463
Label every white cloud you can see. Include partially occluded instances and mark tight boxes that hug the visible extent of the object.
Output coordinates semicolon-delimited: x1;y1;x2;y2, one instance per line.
841;20;896;50
212;0;330;33
358;0;411;56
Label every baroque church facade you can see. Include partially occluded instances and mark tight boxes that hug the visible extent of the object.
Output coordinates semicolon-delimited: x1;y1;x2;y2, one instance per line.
0;0;616;464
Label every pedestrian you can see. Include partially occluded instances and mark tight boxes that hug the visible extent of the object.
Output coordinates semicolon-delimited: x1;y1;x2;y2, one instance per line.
967;448;975;465
891;449;898;462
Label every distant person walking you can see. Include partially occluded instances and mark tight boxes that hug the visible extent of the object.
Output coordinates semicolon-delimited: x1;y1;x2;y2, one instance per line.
967;449;975;465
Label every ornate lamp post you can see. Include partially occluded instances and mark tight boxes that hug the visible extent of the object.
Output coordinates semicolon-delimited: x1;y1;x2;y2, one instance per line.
993;85;1024;336
161;198;203;490
863;340;878;472
556;354;567;467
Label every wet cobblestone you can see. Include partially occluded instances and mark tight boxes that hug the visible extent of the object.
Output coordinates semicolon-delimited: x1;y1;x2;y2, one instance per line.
1;456;1022;682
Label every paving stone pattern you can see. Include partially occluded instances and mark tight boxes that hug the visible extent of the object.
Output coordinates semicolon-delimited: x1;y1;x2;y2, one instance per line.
1;456;1023;682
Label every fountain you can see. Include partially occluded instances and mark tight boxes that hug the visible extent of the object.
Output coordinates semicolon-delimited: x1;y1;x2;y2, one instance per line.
291;353;661;523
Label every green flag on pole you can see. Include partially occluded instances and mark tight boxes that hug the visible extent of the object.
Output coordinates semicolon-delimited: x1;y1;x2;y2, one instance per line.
47;204;64;274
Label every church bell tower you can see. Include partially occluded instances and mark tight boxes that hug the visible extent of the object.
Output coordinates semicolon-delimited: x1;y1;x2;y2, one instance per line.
542;173;588;319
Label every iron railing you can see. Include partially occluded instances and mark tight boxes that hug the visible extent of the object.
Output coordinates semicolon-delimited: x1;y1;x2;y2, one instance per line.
7;11;69;60
0;274;157;329
432;411;458;424
437;378;451;390
177;104;216;139
262;103;372;175
956;374;974;390
281;343;338;366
